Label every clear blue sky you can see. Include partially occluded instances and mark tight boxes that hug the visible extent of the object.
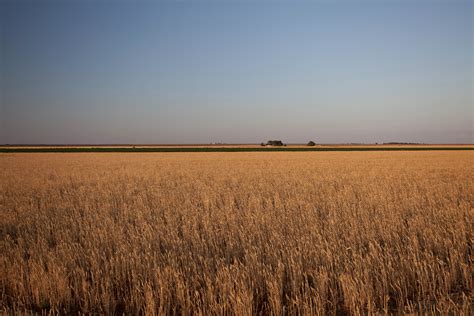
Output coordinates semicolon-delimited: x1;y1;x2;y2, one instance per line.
1;0;472;144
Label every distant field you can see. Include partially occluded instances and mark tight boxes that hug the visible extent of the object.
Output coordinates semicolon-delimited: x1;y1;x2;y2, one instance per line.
1;151;472;314
1;144;473;152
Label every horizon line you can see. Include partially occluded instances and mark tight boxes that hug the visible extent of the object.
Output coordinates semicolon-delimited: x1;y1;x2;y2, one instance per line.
2;143;473;147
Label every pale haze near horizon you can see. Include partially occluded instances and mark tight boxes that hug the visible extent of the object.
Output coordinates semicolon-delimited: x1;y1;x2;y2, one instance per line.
0;1;472;144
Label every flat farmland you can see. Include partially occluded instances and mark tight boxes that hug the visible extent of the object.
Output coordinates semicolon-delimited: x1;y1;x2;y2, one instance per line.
1;144;473;153
1;152;472;314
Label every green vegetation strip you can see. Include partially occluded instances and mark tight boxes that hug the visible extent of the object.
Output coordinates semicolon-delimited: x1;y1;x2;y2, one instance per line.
0;147;473;153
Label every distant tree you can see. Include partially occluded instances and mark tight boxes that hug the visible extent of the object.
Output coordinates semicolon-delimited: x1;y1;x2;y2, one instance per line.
265;140;284;146
307;141;316;146
260;142;265;146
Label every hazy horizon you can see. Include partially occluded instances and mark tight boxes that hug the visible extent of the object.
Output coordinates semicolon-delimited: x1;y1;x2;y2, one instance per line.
1;1;472;144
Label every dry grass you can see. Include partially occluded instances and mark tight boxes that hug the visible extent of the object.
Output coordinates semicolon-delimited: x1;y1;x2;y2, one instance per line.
1;152;472;314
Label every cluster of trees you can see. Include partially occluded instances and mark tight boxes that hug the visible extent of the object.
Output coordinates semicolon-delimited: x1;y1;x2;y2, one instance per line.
261;140;285;146
261;140;317;146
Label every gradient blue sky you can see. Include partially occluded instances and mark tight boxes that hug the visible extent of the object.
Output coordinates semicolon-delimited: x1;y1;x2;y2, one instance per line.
1;0;472;144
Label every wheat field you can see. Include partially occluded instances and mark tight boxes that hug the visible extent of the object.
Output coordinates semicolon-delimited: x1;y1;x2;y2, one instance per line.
1;152;472;314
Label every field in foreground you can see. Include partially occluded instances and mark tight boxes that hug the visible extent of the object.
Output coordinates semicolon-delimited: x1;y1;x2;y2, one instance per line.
1;152;472;314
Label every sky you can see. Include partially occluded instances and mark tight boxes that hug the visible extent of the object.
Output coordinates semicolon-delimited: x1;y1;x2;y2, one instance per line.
0;0;472;144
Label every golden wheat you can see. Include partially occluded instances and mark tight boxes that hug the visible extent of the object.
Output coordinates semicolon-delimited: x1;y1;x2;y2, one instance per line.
1;152;472;314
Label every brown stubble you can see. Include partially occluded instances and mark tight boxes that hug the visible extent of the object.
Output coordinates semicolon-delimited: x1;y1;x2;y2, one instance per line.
1;152;473;314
